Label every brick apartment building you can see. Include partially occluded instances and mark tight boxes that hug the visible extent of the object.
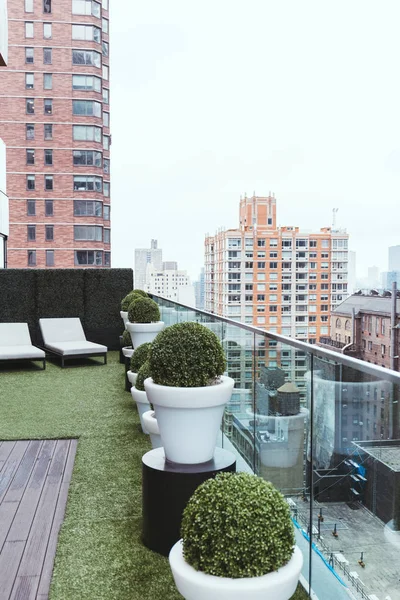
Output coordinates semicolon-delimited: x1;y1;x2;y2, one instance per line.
0;0;110;268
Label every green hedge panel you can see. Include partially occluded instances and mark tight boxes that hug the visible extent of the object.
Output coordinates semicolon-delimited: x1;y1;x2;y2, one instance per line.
0;270;37;340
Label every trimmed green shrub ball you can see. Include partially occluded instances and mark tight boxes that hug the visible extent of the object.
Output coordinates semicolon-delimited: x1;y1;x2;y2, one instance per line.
132;289;148;298
127;297;160;324
130;342;152;372
149;322;226;387
135;361;152;392
121;329;131;347
181;472;295;578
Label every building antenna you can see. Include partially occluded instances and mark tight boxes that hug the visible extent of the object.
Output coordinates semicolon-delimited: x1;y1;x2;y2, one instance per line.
332;208;339;230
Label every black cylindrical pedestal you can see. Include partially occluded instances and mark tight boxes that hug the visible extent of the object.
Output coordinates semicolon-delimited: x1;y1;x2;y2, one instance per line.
142;447;236;556
125;356;131;391
119;336;124;364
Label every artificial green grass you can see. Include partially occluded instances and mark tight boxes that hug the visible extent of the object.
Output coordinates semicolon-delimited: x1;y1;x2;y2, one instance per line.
0;354;308;600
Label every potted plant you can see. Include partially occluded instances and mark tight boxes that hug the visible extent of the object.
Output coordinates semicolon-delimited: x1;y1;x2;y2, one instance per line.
169;472;303;600
142;409;162;449
120;289;148;326
131;361;151;433
127;342;152;387
121;329;134;358
126;297;164;349
144;322;234;464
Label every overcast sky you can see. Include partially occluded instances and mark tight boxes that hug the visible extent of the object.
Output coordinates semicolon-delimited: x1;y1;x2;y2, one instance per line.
109;0;400;281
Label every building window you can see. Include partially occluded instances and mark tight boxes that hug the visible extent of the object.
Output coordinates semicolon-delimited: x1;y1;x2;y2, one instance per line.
45;225;54;241
25;73;34;89
72;100;101;116
103;158;110;173
102;88;109;104
102;65;109;80
73;176;102;192
72;49;101;67
103;112;109;127
74;226;103;241
381;344;386;355
72;24;101;42
43;48;52;64
73;125;102;142
25;0;33;12
43;73;52;89
26;98;34;114
27;175;35;190
102;41;109;56
25;22;34;38
102;0;108;8
74;200;102;216
345;320;351;331
103;135;110;150
72;74;101;92
104;229;110;244
28;250;36;266
25;47;34;63
73;150;102;167
381;319;386;335
72;0;101;17
44;124;53;139
44;98;53;114
26;148;35;165
75;250;102;266
104;252;110;266
43;23;52;38
44;149;53;165
43;0;51;12
27;225;36;241
45;175;53;190
26;123;35;139
103;205;110;220
102;18;109;33
103;181;110;197
46;250;54;266
27;200;36;215
45;199;54;216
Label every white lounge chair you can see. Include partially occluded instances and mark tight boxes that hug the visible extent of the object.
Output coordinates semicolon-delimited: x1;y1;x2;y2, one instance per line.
0;323;46;369
39;317;107;368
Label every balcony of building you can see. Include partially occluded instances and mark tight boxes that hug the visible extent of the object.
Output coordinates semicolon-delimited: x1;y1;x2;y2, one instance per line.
1;269;400;600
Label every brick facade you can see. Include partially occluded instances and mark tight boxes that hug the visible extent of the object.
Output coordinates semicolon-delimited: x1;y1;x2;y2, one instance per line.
1;0;110;268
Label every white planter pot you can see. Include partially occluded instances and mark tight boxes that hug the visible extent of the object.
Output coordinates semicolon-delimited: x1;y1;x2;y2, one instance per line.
120;311;128;327
142;410;163;448
122;346;134;358
144;376;234;464
169;540;303;600
126;321;165;349
127;370;137;386
130;387;151;433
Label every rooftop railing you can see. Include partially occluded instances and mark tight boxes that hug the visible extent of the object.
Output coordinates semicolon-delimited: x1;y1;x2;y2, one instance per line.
150;294;400;600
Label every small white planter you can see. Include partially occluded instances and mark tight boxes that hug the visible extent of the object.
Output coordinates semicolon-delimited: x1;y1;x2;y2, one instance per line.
142;410;162;448
127;370;137;386
122;346;134;358
144;376;234;464
126;321;165;349
130;387;151;433
169;540;303;600
120;311;128;327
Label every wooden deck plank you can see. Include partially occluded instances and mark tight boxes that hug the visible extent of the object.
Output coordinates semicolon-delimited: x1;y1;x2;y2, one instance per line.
7;440;56;543
3;441;43;504
0;441;16;473
0;501;19;553
0;541;25;600
9;575;39;600
0;441;30;503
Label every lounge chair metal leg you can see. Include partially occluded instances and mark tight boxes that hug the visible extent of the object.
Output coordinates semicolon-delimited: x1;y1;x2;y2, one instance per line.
43;359;46;370
104;354;107;365
61;356;65;368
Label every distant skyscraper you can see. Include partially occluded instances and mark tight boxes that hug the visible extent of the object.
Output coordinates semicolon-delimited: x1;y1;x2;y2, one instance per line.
134;239;163;290
194;267;205;310
144;262;195;305
389;245;400;272
348;251;356;294
1;0;111;268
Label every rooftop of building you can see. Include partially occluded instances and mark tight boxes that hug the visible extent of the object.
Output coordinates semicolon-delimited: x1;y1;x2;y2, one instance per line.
333;293;400;316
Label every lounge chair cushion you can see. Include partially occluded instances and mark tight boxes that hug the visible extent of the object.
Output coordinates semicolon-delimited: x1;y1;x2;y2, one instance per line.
0;345;45;360
39;318;87;344
45;341;107;357
0;323;45;361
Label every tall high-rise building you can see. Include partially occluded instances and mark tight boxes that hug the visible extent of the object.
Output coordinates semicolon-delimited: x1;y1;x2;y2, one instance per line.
1;0;111;269
144;263;195;305
205;194;349;344
389;245;400;272
134;239;163;290
0;0;8;268
193;267;205;310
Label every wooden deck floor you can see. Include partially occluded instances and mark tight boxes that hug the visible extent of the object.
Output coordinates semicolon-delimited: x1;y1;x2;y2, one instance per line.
0;439;77;600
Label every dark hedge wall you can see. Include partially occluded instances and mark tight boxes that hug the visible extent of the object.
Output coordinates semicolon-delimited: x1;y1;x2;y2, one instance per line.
0;268;133;349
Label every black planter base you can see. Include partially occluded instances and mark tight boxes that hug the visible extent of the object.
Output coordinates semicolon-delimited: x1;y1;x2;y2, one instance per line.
142;447;236;556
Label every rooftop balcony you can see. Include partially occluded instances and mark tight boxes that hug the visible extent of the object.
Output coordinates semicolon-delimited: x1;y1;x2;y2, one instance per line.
0;269;399;600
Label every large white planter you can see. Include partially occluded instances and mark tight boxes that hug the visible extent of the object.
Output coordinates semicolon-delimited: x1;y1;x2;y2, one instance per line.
120;311;128;327
144;376;234;464
142;410;162;448
169;540;303;600
127;370;137;386
130;387;150;433
126;321;165;349
122;346;134;358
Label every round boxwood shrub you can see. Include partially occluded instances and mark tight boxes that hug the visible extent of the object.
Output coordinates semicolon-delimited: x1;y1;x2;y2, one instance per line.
128;297;160;324
121;329;131;347
135;361;152;391
181;472;295;578
149;322;226;387
130;342;152;372
121;290;148;311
